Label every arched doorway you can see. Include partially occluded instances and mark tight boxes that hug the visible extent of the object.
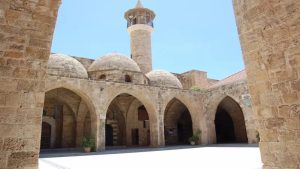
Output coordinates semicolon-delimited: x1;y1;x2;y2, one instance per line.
41;88;94;149
214;96;248;143
105;94;151;147
40;122;51;149
164;98;193;145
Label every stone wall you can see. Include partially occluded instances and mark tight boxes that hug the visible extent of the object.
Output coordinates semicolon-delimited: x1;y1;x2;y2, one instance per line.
175;70;217;89
233;0;300;168
0;0;60;168
72;56;94;70
88;69;148;85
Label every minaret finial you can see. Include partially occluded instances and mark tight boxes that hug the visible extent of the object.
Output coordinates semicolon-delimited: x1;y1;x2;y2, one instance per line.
135;0;144;8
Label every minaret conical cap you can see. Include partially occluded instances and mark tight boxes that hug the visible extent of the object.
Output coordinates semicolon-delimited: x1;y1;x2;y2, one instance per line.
135;0;144;8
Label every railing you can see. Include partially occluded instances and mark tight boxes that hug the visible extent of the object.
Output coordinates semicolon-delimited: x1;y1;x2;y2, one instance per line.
127;21;154;28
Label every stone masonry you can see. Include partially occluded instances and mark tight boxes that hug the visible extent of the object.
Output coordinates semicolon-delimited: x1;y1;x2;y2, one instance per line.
1;0;298;169
233;0;300;168
0;0;61;169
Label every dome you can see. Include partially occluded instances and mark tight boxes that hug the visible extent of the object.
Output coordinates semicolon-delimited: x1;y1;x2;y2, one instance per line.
88;53;141;72
47;53;88;79
146;70;183;89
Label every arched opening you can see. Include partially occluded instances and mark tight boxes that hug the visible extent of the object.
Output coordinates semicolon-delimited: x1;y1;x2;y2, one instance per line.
125;75;132;82
106;93;151;148
99;74;106;80
214;96;248;143
164;98;193;145
41;88;94;149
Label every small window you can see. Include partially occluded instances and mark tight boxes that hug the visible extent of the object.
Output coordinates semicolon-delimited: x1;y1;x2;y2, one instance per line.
99;74;106;80
138;106;149;121
125;75;132;83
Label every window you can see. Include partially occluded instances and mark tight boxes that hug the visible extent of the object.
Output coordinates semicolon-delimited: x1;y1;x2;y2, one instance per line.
125;75;132;82
99;74;106;80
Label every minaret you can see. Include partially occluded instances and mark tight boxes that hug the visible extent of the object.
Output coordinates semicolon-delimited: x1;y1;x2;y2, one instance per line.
125;0;155;74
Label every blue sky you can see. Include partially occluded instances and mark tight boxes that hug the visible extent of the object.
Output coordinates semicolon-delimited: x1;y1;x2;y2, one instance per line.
51;0;244;80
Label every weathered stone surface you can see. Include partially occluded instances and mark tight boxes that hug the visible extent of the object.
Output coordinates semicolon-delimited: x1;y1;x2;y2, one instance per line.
0;0;61;168
233;0;300;168
0;153;7;168
3;138;26;151
7;151;38;168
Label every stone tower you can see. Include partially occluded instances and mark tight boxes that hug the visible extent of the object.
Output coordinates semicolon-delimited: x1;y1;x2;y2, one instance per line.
125;0;155;74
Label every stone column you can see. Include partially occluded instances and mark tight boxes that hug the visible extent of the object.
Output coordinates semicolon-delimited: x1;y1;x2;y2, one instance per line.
233;0;300;168
97;118;105;151
0;0;61;168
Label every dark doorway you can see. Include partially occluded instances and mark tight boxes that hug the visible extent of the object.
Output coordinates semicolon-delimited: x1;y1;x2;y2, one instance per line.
105;124;113;146
177;111;193;144
131;128;139;145
215;107;235;143
40;122;51;149
214;96;248;144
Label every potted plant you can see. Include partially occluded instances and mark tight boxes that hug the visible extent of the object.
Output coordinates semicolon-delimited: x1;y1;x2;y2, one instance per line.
189;130;201;145
82;137;95;153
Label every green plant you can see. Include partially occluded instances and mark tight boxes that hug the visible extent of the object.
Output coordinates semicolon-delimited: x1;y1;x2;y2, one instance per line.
190;86;201;92
189;130;201;143
82;137;95;148
256;131;260;142
189;134;200;142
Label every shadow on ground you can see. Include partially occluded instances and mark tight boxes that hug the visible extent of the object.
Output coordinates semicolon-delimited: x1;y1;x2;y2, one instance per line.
40;144;259;158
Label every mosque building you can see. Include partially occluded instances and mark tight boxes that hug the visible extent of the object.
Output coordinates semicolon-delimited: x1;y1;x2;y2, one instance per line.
41;0;257;150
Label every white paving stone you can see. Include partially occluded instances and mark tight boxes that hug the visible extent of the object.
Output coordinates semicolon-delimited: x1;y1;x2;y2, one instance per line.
39;147;262;169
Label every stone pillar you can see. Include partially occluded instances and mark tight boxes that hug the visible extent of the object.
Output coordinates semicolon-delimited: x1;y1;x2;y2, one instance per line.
150;117;163;147
76;118;84;147
233;0;300;168
0;0;60;168
97;118;105;151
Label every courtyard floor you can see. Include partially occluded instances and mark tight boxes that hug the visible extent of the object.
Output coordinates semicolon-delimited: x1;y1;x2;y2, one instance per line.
39;144;262;169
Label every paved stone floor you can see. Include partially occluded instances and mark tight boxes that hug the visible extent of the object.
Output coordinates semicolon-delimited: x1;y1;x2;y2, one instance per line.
39;145;262;169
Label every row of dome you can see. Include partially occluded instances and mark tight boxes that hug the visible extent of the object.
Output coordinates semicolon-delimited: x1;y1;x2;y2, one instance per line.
48;53;183;89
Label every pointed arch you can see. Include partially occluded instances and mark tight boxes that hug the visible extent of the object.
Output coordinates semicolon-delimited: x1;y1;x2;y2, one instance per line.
43;86;98;149
214;96;248;143
164;97;193;145
207;95;248;144
105;92;153;147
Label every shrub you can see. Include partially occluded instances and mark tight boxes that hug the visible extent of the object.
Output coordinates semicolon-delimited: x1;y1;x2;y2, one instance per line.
82;137;95;148
189;130;201;143
190;86;201;91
